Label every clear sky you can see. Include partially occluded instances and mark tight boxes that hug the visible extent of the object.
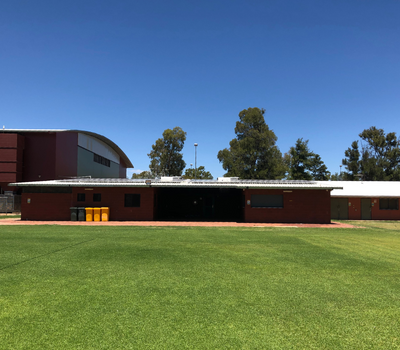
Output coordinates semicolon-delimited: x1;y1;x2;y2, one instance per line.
1;0;399;179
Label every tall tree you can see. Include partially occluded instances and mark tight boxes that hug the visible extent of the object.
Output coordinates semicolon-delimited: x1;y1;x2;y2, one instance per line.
217;107;286;179
309;154;330;180
285;138;330;180
183;166;213;179
342;127;400;181
131;171;154;179
342;141;361;180
148;127;187;176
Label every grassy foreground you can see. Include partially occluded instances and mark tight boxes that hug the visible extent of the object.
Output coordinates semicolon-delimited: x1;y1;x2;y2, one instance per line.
1;223;400;349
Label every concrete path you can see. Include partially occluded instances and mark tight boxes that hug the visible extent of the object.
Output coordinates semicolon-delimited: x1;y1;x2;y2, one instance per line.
0;218;356;228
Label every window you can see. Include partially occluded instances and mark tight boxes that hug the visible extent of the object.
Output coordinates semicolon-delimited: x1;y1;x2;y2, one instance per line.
93;153;111;167
251;194;283;208
379;198;398;210
77;193;85;202
125;194;140;207
93;193;101;202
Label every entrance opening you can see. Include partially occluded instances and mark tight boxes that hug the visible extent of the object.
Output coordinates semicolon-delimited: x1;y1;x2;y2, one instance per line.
331;198;348;220
156;187;243;222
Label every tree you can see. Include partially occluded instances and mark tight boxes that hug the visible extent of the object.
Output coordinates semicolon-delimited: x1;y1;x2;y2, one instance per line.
148;127;187;176
342;141;361;180
182;166;213;180
131;171;154;179
285;138;330;180
329;172;341;181
342;127;400;181
217;107;286;179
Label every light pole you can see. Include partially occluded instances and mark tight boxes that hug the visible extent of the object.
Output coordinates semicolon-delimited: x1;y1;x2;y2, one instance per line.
194;143;198;179
340;165;342;179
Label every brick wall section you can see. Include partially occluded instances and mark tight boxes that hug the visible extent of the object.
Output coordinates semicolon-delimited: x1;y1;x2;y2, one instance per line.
71;187;156;221
22;133;57;182
347;197;361;220
341;197;400;220
372;198;400;220
244;189;331;224
21;193;73;220
21;187;156;221
0;133;24;192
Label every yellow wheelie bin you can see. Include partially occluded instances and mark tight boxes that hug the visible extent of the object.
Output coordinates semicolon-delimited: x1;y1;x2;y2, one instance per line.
101;207;110;221
85;207;93;221
93;207;101;222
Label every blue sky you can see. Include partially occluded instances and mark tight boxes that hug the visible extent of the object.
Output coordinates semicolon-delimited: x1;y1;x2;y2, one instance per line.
1;0;399;178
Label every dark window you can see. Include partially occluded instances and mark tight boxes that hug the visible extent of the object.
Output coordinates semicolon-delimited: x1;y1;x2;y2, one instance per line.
93;193;101;202
379;198;398;210
125;194;140;207
94;153;111;167
77;193;86;202
251;194;283;208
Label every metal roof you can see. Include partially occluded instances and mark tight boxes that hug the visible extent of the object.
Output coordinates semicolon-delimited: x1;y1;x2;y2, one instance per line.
9;177;343;190
317;181;400;198
0;128;133;168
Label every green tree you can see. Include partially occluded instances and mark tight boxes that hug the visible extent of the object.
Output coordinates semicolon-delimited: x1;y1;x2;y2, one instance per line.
342;141;361;180
217;107;286;179
131;171;154;179
148;127;187;176
342;127;400;181
183;166;213;180
329;172;341;181
310;154;330;180
285;138;330;180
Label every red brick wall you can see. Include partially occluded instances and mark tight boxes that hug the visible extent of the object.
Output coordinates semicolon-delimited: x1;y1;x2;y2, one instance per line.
337;197;400;221
371;198;400;220
0;149;18;162
22;133;57;182
347;197;361;220
55;132;78;179
21;187;156;221
244;189;331;224
21;193;73;220
0;134;24;192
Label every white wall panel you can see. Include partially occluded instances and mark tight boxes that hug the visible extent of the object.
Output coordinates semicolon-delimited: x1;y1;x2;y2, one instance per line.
78;133;120;164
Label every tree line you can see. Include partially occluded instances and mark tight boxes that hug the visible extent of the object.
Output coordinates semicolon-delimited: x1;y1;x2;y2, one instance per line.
133;107;400;181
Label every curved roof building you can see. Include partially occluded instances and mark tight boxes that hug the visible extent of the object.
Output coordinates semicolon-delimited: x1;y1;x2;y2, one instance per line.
0;129;133;193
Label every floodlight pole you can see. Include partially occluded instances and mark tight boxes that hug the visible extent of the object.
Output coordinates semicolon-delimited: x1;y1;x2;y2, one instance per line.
194;143;198;179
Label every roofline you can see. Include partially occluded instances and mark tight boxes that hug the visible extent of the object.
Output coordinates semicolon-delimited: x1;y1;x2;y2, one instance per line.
8;178;343;190
0;129;133;168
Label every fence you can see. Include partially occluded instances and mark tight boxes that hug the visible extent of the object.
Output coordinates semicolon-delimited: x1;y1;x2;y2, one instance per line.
0;195;21;213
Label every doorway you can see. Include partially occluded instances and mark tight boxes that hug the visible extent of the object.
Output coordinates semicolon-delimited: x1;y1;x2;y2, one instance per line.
156;187;243;221
331;198;348;220
361;198;371;220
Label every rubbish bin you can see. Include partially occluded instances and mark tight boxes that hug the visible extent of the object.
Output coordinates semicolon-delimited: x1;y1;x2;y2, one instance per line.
70;207;78;221
78;207;86;221
85;207;93;222
93;207;101;222
101;207;109;221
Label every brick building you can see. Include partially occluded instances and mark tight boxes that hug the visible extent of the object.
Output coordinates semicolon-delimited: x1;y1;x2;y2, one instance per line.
0;129;133;194
328;181;400;220
10;177;341;223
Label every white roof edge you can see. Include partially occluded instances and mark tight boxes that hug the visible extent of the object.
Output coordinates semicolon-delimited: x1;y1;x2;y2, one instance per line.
8;179;342;190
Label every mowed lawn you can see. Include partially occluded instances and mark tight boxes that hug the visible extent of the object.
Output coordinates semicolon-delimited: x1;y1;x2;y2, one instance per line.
1;223;400;349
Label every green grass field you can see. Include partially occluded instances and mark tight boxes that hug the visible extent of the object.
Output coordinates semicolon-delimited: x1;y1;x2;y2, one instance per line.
1;223;400;349
0;214;21;220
